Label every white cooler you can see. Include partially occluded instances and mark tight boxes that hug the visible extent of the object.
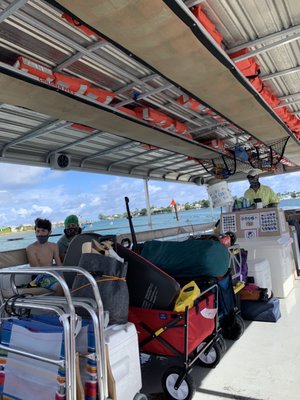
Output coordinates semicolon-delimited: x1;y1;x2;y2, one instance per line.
105;322;142;400
247;259;272;296
238;235;296;298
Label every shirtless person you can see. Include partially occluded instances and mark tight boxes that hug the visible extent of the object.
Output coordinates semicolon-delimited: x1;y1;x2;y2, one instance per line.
26;218;62;293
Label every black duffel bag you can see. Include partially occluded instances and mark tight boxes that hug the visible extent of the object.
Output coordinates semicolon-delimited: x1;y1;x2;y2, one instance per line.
72;253;129;325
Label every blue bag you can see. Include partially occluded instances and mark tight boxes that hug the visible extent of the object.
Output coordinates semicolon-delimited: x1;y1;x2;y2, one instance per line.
241;297;281;322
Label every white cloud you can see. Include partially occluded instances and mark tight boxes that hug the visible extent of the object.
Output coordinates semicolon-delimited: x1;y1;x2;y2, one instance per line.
0;163;46;187
148;184;162;194
32;205;53;214
11;208;30;218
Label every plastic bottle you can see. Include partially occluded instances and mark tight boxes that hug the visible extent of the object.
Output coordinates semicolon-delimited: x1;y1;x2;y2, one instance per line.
233;199;239;211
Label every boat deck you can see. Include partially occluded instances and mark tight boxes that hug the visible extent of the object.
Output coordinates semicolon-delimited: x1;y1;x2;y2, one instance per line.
142;278;300;400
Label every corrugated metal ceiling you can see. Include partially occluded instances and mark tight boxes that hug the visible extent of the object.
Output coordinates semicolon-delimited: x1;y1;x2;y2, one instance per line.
0;0;299;184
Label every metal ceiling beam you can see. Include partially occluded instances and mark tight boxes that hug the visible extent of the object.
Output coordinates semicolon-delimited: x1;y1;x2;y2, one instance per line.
114;74;159;95
260;65;300;81
114;83;173;108
231;32;300;62
46;129;105;162
107;148;158;171
145;97;204;128
0;0;28;23
152;161;192;178
185;1;205;8
175;164;207;179
131;154;184;174
53;41;107;72
1;119;70;157
233;32;300;62
274;99;300;109
80;141;136;167
129;151;175;173
279;92;300;102
228;24;300;54
148;156;187;175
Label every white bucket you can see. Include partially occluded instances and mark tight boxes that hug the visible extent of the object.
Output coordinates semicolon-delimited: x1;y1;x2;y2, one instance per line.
207;181;233;208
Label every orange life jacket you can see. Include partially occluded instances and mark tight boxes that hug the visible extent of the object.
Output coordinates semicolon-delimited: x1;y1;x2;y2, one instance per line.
14;56;54;82
53;72;90;94
70;123;97;133
84;87;115;104
136;107;174;129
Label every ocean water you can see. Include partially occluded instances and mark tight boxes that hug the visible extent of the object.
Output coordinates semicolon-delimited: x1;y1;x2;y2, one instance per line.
1;199;299;252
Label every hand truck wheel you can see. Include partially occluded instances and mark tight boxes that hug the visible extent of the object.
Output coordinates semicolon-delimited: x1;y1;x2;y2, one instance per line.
162;366;195;400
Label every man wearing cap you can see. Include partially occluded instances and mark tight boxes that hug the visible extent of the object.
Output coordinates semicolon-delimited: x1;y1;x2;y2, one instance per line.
244;169;280;208
57;214;82;261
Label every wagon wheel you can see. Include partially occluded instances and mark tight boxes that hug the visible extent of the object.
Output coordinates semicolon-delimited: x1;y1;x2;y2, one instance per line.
120;237;131;248
133;393;148;400
221;312;245;340
162;366;195;400
195;340;222;368
217;334;227;354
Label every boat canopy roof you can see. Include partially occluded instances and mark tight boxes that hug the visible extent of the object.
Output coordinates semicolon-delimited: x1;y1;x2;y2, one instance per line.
0;0;299;184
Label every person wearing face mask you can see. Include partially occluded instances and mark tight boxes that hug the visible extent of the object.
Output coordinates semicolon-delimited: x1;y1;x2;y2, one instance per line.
26;218;62;293
244;169;280;208
57;214;82;262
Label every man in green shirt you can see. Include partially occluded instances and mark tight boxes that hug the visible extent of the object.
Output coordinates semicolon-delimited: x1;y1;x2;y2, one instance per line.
57;214;82;261
244;169;280;208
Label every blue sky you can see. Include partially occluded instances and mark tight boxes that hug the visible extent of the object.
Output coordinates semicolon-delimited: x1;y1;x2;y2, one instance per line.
0;162;299;226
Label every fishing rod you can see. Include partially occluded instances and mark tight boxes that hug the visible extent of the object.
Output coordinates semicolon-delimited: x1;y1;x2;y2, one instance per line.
124;196;138;252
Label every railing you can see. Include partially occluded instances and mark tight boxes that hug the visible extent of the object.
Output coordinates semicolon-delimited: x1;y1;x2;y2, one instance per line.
0;222;215;269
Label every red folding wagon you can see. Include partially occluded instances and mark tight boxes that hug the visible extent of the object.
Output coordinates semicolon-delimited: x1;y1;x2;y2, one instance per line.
116;242;225;400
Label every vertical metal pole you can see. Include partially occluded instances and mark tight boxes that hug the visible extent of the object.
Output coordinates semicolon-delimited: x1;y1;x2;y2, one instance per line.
143;178;153;229
210;199;215;222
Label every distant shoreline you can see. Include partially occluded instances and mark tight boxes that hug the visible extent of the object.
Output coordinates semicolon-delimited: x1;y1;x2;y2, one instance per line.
0;230;34;237
1;198;299;238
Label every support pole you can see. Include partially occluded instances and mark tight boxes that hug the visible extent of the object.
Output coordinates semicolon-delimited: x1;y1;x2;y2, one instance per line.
143;178;153;229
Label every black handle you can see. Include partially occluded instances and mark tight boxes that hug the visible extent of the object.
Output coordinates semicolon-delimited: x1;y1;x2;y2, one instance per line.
124;196;138;252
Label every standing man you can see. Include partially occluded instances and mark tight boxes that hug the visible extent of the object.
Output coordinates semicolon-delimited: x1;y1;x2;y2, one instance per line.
57;214;82;261
244;169;280;208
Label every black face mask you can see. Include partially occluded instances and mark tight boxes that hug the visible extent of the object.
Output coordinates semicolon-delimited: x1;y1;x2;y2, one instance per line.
36;235;49;244
64;226;82;238
248;177;260;190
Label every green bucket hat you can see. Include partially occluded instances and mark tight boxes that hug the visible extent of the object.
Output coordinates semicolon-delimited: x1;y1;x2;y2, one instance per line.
64;214;79;227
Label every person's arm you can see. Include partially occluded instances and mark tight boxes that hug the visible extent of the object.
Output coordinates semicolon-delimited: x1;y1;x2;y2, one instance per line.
26;246;39;267
57;237;66;262
267;202;279;207
244;188;254;205
53;244;62;266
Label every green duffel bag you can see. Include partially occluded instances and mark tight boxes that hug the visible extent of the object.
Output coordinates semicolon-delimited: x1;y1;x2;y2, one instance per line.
141;239;229;278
